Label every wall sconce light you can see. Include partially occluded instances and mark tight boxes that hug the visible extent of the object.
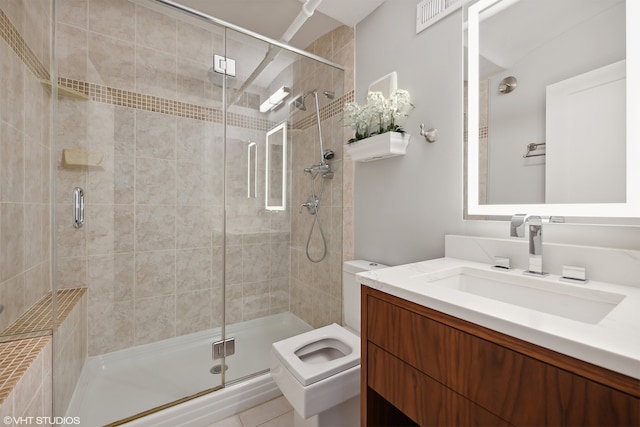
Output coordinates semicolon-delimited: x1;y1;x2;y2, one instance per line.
260;86;291;112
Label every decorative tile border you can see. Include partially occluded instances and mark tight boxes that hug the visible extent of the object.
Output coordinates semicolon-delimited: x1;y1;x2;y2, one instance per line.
0;335;51;406
1;288;86;336
57;77;353;132
479;126;488;139
2;4;350;133
0;8;49;80
58;77;233;124
463;126;489;142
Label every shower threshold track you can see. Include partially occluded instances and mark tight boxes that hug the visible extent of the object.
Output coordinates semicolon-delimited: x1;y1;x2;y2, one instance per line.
66;312;311;426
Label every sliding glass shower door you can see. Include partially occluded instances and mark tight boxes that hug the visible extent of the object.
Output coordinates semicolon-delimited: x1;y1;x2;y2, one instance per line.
221;26;345;383
53;1;227;423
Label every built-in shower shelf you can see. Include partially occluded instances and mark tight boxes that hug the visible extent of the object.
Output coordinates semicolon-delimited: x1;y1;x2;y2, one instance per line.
39;79;89;100
62;148;105;168
345;131;410;162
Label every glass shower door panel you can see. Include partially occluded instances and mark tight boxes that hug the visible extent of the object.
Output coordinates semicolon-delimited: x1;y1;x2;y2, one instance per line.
52;1;226;423
222;28;329;384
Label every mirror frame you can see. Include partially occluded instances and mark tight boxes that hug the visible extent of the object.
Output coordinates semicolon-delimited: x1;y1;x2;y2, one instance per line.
265;121;287;211
466;0;640;218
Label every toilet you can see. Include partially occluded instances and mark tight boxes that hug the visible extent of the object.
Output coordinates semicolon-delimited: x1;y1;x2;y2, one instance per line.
270;260;387;427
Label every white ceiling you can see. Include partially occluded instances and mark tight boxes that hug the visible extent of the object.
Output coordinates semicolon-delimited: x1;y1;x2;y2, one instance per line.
478;0;625;78
176;0;384;49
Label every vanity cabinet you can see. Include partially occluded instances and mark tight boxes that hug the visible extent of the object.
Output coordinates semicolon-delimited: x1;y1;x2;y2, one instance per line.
361;287;640;426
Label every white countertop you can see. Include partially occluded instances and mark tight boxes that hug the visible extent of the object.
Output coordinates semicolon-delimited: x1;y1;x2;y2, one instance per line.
357;257;640;380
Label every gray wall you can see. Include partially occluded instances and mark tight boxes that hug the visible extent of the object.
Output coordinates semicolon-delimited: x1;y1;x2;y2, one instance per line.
353;0;640;267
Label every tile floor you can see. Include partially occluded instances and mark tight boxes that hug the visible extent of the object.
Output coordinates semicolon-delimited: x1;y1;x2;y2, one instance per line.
206;396;294;427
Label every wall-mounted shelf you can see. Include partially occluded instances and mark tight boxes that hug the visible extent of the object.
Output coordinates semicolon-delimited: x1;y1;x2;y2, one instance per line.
39;79;89;100
345;131;410;162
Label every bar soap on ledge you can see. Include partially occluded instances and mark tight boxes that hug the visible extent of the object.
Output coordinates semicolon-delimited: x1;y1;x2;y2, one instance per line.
62;149;105;168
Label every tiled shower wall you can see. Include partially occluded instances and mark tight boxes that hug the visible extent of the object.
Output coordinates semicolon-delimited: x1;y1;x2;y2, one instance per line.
0;337;53;422
0;1;52;334
290;27;355;327
56;0;247;355
242;27;354;329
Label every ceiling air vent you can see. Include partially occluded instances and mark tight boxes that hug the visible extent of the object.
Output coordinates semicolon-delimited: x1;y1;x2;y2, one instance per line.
416;0;471;34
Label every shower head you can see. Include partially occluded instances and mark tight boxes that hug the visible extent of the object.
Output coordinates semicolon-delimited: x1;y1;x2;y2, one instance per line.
292;89;335;111
292;90;316;111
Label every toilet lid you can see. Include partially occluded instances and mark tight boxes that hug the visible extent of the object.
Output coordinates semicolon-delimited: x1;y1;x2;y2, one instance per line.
272;323;360;386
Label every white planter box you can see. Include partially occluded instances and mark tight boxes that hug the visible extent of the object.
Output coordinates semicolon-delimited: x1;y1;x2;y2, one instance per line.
345;132;410;162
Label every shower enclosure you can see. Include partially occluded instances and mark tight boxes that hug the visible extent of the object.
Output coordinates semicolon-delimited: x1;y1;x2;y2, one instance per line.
47;0;345;424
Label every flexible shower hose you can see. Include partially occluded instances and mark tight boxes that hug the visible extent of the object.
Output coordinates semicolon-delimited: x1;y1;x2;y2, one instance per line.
305;172;328;263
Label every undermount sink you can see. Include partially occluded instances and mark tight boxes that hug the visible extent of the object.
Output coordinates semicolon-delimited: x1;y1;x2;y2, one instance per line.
419;267;625;324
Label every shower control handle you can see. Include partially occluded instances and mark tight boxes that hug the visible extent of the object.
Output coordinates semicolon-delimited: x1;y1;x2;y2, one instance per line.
299;197;319;214
299;201;311;213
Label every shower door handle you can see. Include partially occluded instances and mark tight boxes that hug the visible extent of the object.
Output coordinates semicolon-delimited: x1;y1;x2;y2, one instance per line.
73;187;84;228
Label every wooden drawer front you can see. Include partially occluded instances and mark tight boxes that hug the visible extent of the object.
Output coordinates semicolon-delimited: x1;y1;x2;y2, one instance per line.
367;293;640;426
368;343;510;427
455;328;640;426
367;294;454;385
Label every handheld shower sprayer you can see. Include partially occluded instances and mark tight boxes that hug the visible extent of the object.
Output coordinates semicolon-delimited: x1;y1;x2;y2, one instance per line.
297;88;337;263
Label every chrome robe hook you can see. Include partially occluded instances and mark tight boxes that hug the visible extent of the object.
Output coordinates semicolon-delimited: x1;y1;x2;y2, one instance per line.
420;124;438;143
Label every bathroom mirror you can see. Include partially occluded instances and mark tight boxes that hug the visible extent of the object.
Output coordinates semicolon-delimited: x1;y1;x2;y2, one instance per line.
265;122;287;211
466;0;640;218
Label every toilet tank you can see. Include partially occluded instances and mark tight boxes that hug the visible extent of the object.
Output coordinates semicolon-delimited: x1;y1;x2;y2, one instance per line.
343;260;388;334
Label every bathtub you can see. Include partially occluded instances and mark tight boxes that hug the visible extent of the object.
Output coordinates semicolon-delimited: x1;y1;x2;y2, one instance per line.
123;373;279;426
67;312;311;426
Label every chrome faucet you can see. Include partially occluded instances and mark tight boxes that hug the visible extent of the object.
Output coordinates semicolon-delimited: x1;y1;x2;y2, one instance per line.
525;216;546;276
510;214;548;277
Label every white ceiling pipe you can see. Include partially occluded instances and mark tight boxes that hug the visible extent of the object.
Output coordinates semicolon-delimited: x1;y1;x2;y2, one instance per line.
280;0;323;42
230;0;323;107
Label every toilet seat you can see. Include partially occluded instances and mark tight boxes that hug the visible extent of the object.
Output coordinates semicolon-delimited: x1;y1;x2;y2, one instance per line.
271;323;360;386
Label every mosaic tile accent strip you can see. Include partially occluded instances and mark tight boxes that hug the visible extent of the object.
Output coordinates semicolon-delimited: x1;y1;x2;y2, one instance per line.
57;77;353;131
479;126;488;139
2;3;348;132
463;126;489;142
58;77;279;131
1;288;86;336
0;8;50;80
0;335;51;406
228;110;272;131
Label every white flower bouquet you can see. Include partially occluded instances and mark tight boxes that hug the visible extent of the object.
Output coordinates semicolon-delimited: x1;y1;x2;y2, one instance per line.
344;89;413;143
